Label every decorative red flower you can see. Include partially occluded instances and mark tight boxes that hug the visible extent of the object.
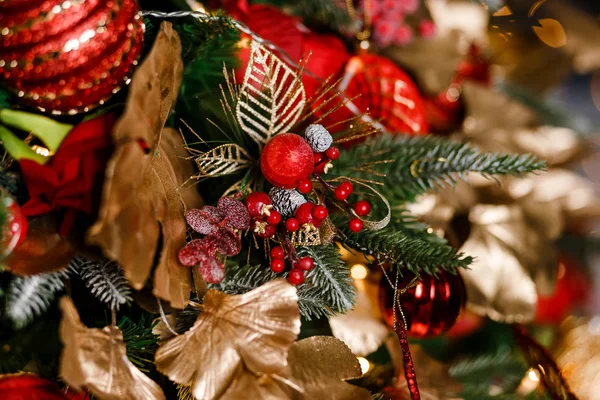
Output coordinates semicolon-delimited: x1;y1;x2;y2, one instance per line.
179;197;250;283
0;373;89;400
19;113;116;235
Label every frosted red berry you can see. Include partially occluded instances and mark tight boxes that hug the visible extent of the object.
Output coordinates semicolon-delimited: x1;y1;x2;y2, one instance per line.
295;256;314;271
297;179;313;194
245;192;272;217
271;259;285;273
353;200;371;216
312;205;328;221
349;218;364;232
285;218;300;232
266;210;281;225
325;146;340;160
288;268;305;285
270;246;285;259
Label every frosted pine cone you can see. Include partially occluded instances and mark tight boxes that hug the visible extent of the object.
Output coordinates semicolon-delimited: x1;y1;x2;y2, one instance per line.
269;188;307;217
304;124;333;152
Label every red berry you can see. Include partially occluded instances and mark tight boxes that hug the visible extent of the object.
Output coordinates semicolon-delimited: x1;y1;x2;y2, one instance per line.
270;246;285;259
245;192;272;217
353;200;371;216
260;133;314;188
339;181;353;193
295;256;314;271
266;210;281;225
325;146;340;160
297;179;313;194
294;202;315;225
312;205;328;221
288;268;305;285
349;218;363;232
285;218;300;232
271;259;285;273
334;187;350;201
314;160;332;175
254;219;277;238
314;152;324;165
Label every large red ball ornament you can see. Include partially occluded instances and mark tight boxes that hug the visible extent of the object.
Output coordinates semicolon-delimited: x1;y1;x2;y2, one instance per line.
317;53;428;138
260;133;314;189
379;271;466;338
0;0;144;114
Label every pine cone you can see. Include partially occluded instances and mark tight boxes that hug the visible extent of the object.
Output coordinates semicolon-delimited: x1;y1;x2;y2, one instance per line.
304;124;333;152
269;188;307;217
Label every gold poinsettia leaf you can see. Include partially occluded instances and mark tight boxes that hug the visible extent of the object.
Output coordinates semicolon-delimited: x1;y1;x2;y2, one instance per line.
220;336;371;400
155;279;301;400
192;144;253;179
236;41;306;146
460;204;558;323
59;297;165;400
87;22;202;308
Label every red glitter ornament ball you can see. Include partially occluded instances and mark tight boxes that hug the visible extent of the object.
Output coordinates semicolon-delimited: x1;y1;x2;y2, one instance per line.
260;134;314;188
316;54;428;138
379;271;466;338
0;0;144;114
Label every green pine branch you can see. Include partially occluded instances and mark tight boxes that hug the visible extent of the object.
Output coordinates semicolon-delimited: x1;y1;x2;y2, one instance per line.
119;314;159;374
339;226;472;275
259;0;353;31
333;134;546;203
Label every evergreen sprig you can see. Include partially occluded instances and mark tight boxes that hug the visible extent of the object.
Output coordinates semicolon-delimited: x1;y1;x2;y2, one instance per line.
339;227;472;275
71;256;132;310
334;134;546;203
260;0;353;31
6;270;69;329
119;315;159;374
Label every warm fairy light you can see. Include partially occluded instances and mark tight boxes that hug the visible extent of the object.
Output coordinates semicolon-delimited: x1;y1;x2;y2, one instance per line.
350;264;368;280
528;368;540;382
31;145;51;157
517;368;541;395
357;357;371;375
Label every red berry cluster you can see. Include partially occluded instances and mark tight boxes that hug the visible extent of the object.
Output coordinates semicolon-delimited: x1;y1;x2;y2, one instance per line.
313;146;340;175
269;245;315;286
245;192;281;239
288;202;328;233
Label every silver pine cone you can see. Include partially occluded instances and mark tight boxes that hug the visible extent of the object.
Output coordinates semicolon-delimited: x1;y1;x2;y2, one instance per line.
269;187;307;217
304;124;333;152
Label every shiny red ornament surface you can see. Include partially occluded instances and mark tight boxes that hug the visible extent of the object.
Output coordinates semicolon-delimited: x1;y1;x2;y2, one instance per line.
260;133;314;188
319;53;428;138
0;0;144;114
1;192;27;258
0;373;89;400
379;271;466;338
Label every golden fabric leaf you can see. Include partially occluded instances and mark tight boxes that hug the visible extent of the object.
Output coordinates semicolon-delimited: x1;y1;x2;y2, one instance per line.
220;336;371;400
460;204;558;323
330;278;388;357
532;18;567;48
87;22;202;308
155;279;301;400
58;297;165;400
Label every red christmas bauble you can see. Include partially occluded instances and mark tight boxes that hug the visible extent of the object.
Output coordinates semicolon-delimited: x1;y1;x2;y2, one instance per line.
260;133;314;188
0;0;144;114
318;53;428;138
0;373;89;400
379;271;466;338
535;256;590;325
1;192;27;258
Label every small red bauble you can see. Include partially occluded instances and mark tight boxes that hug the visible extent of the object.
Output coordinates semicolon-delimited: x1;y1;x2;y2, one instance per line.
313;160;332;175
314;152;324;165
266;210;281;225
334;187;351;201
288;268;305;285
379;271;466;338
260;133;314;188
245;192;272;217
339;181;353;193
271;259;286;273
311;205;328;221
325;146;340;160
270;246;285;259
1;193;27;257
348;218;363;232
294;202;315;225
0;373;89;400
285;218;300;232
353;200;371;216
295;256;314;271
297;179;313;194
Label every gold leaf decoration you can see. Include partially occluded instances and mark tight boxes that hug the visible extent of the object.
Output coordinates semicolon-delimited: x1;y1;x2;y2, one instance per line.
87;22;202;308
193;144;253;179
59;298;165;400
155;279;301;400
220;336;371;400
532;18;567;49
236;41;306;146
460;204;557;323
